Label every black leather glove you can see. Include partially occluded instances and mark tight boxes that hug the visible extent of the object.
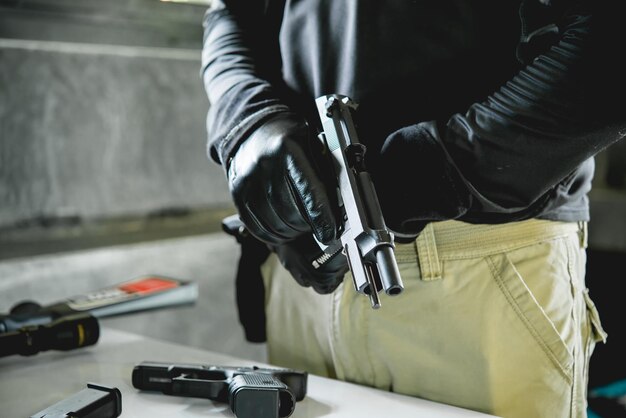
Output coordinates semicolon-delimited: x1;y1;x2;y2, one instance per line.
375;122;470;237
227;113;338;246
270;234;349;295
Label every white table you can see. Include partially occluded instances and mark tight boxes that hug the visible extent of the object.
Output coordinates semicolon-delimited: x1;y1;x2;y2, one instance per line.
0;328;498;417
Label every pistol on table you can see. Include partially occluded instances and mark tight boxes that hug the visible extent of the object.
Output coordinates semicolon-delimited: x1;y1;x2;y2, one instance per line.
132;361;307;418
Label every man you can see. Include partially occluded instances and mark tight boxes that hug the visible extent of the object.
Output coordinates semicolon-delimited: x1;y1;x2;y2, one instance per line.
201;1;624;417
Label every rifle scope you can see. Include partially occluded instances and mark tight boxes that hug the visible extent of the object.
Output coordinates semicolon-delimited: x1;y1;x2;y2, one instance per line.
0;312;99;357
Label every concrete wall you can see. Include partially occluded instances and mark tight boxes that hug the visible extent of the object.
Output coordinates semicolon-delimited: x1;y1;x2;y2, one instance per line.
0;40;231;226
0;0;208;49
0;0;231;228
0;0;263;361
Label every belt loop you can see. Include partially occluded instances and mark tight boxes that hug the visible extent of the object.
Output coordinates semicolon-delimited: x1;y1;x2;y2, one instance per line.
416;223;442;281
578;221;588;249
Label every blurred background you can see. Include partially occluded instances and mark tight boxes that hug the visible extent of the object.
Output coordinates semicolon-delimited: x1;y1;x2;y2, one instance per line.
0;0;624;397
0;0;265;362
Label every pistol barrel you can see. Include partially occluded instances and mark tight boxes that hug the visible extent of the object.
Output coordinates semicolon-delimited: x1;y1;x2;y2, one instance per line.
376;246;403;295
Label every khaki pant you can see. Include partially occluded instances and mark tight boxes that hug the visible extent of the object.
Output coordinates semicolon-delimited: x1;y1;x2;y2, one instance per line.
262;219;607;418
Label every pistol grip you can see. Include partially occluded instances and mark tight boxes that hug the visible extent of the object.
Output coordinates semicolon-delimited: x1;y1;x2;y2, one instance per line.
229;374;296;418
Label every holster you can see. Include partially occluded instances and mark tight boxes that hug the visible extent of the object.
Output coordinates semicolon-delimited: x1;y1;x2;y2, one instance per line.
222;215;270;343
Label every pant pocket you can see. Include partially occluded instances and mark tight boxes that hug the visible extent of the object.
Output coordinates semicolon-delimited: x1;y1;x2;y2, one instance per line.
583;289;608;345
486;249;574;383
581;287;608;401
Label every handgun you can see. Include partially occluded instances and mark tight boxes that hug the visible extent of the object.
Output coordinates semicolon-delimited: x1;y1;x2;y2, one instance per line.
314;94;404;308
29;383;122;418
132;361;307;418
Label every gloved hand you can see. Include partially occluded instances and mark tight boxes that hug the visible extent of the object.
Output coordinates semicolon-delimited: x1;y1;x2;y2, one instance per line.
375;121;469;237
270;234;349;294
227;113;338;246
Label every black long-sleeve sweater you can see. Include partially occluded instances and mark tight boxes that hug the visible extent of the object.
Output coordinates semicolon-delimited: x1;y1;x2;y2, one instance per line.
202;0;625;234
